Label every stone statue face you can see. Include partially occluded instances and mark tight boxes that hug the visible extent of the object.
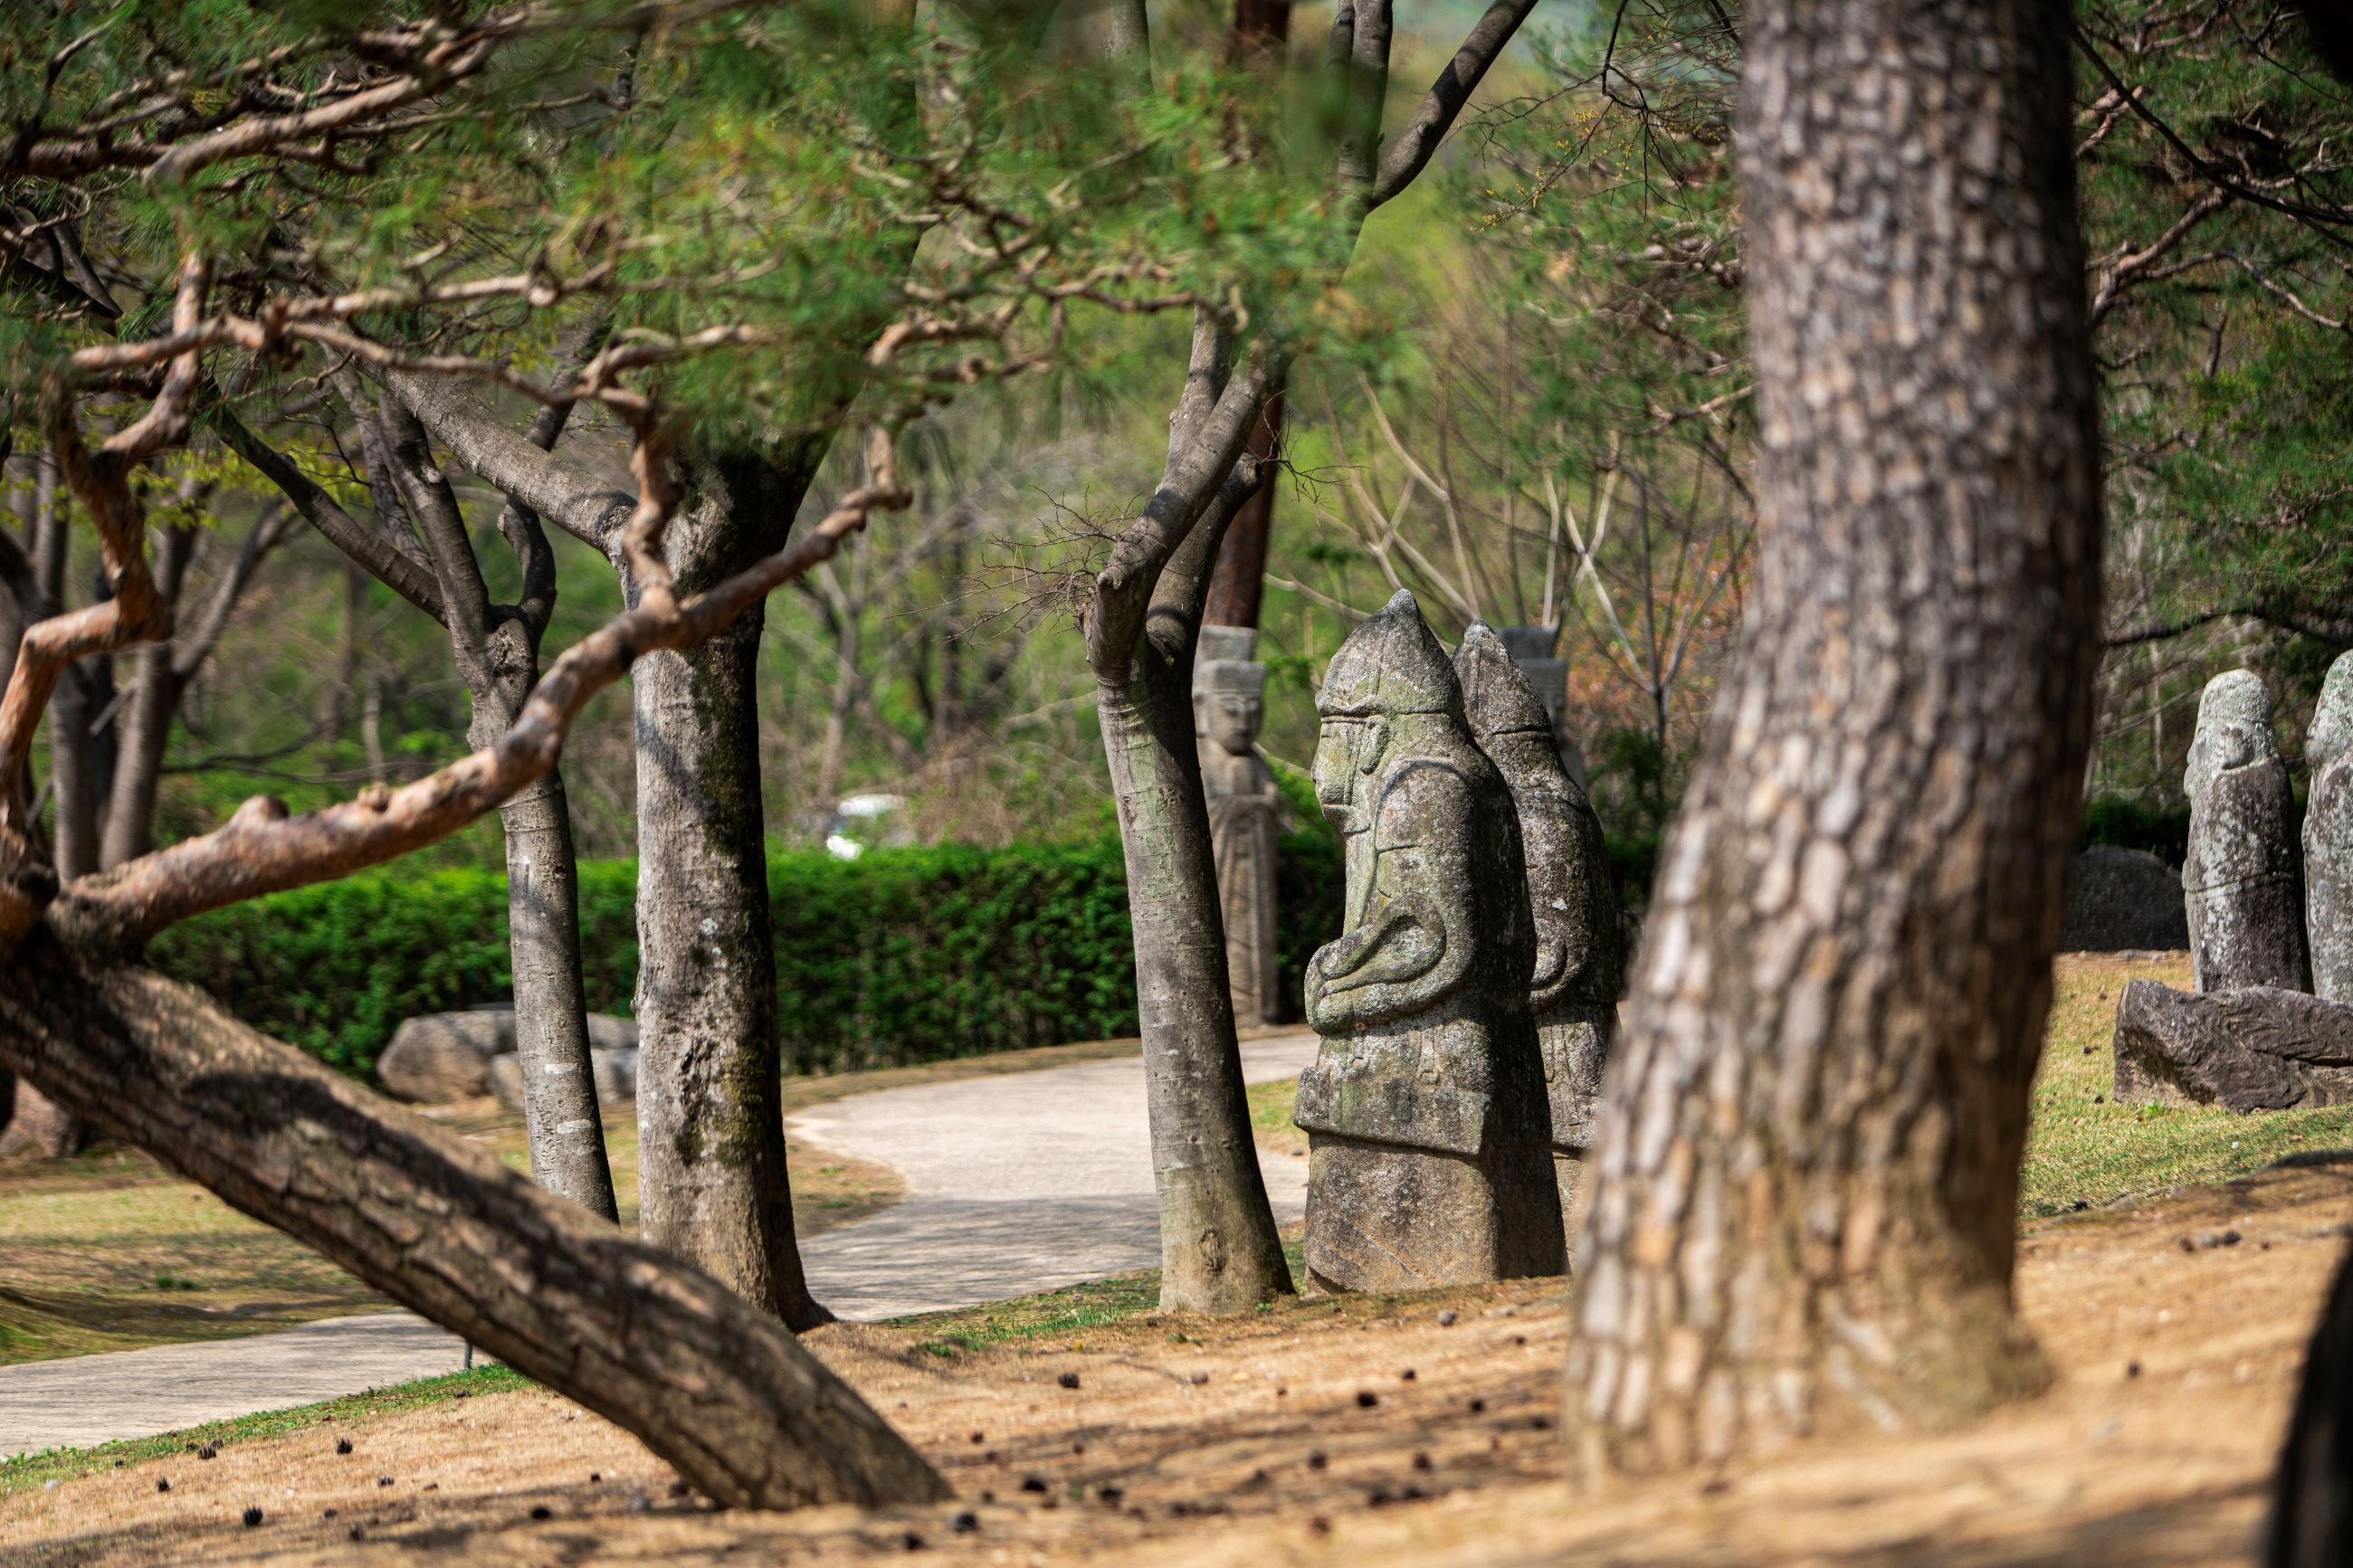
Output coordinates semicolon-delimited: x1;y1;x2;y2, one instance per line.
1194;690;1262;757
1311;715;1387;834
2187;670;2279;802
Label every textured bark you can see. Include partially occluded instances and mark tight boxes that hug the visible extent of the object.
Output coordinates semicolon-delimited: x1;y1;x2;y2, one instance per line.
2270;1247;2353;1568
1564;0;2102;1474
1092;329;1293;1313
1203;393;1282;631
631;462;827;1329
0;927;946;1509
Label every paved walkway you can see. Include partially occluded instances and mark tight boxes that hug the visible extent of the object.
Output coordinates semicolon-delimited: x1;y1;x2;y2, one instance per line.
791;1030;1316;1320
0;1032;1316;1454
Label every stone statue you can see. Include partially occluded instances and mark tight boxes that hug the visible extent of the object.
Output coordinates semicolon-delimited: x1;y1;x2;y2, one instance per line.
1295;591;1564;1291
1454;622;1622;1238
2307;653;2353;1002
2185;670;2310;993
1194;626;1283;1027
1495;624;1590;794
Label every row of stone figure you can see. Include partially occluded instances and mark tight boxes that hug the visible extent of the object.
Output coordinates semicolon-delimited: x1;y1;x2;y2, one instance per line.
1195;590;1622;1295
2183;656;2353;1000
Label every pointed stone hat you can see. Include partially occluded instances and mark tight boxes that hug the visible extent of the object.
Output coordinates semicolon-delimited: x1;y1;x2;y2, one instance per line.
1317;589;1462;717
1453;621;1553;739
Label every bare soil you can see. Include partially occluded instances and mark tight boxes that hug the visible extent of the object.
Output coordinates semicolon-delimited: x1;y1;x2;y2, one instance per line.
6;1155;2348;1566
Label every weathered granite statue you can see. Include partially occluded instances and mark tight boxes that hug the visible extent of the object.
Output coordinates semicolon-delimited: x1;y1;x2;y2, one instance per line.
1495;624;1590;794
1455;622;1622;1237
2307;652;2353;1003
1195;625;1283;1027
2184;670;2310;993
1295;591;1564;1291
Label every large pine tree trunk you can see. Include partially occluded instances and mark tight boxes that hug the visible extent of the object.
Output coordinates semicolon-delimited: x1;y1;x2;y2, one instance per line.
0;926;945;1509
631;470;826;1329
1563;0;2102;1475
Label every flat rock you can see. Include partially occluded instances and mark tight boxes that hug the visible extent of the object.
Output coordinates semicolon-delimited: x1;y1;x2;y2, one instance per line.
487;1047;638;1111
378;1009;638;1102
2111;979;2353;1112
2063;846;2189;952
375;1010;513;1101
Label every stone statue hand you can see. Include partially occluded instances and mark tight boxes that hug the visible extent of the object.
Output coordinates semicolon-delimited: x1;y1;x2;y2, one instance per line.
1305;894;1463;1031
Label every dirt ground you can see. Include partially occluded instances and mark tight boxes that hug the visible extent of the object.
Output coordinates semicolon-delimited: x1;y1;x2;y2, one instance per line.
6;1155;2348;1567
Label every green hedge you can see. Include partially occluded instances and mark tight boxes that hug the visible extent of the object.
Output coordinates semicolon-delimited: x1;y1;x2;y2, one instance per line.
148;835;1350;1083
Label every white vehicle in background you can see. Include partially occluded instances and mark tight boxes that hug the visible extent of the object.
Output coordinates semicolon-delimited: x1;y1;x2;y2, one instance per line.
824;793;910;860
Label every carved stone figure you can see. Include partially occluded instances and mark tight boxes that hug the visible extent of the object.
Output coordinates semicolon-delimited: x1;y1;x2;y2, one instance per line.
1295;591;1564;1291
2113;980;2353;1112
2307;653;2353;1002
2184;670;2310;993
1495;624;1590;794
1454;622;1621;1237
1195;626;1283;1027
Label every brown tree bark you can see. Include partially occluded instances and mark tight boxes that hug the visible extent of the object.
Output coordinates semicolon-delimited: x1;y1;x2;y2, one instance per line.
1202;393;1282;631
2271;1247;2353;1567
1562;0;2102;1474
0;925;946;1510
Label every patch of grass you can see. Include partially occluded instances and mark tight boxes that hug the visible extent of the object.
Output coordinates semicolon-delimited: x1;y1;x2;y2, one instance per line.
2021;953;2353;1214
1248;1079;1307;1157
879;1238;1316;1349
0;1363;532;1496
0;1079;906;1368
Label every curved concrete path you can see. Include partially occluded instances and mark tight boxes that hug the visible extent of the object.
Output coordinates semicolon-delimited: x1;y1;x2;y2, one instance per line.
791;1029;1315;1321
0;1032;1315;1454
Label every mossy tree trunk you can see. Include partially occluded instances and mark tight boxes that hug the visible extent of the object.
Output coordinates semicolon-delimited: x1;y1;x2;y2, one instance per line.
1563;0;2103;1476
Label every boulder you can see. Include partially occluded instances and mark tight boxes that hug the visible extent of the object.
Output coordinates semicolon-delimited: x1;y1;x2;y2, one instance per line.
2062;846;2189;952
488;1048;639;1112
376;1010;514;1102
377;1008;638;1103
2111;979;2353;1112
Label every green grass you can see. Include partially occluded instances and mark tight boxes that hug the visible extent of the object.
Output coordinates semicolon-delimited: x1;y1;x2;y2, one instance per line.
881;1238;1312;1353
0;1364;532;1496
2020;954;2353;1214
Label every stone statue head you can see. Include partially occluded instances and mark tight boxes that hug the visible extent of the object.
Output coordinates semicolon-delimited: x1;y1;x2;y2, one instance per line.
1193;658;1267;757
2313;652;2353;774
2186;669;2279;802
1454;622;1555;743
1312;590;1462;833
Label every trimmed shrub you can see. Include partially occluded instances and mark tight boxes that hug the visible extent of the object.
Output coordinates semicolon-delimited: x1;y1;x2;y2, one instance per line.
149;836;1350;1083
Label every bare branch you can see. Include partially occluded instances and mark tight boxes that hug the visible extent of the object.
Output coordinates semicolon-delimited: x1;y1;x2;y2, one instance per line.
1372;0;1543;208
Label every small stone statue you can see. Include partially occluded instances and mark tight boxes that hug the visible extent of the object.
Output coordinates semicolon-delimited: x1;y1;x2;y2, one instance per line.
1295;591;1564;1291
1195;626;1283;1028
1455;622;1621;1237
1495;624;1590;794
2306;653;2353;1002
2185;670;2310;993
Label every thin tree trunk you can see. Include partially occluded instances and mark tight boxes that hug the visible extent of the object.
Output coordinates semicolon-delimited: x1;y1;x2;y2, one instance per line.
1091;330;1293;1312
1564;0;2101;1475
496;769;617;1220
625;452;829;1327
379;393;619;1221
1203;393;1283;630
0;926;947;1510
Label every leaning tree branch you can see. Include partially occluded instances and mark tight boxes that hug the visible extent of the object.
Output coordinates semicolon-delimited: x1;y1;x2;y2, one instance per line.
0;254;208;822
1371;0;1544;207
213;405;448;621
